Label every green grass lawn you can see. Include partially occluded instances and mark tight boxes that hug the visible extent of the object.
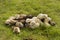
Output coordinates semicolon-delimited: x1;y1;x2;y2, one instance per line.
0;0;60;40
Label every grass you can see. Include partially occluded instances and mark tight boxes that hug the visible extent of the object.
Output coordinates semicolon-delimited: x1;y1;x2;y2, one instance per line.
0;0;60;40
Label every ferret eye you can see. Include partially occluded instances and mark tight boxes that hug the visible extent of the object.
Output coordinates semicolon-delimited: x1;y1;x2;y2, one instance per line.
28;22;30;23
41;18;45;22
48;21;51;24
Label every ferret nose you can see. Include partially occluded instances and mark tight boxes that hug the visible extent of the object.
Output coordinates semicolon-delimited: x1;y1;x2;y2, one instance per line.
51;22;56;26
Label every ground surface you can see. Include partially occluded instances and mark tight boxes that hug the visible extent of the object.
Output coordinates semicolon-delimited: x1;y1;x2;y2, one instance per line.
0;0;60;40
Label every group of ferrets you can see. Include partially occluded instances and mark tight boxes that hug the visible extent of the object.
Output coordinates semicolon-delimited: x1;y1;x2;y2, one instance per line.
5;13;56;33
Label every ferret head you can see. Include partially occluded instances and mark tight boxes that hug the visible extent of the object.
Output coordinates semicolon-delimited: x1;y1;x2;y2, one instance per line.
15;22;24;28
48;21;56;26
26;15;34;19
15;14;27;20
13;27;20;34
